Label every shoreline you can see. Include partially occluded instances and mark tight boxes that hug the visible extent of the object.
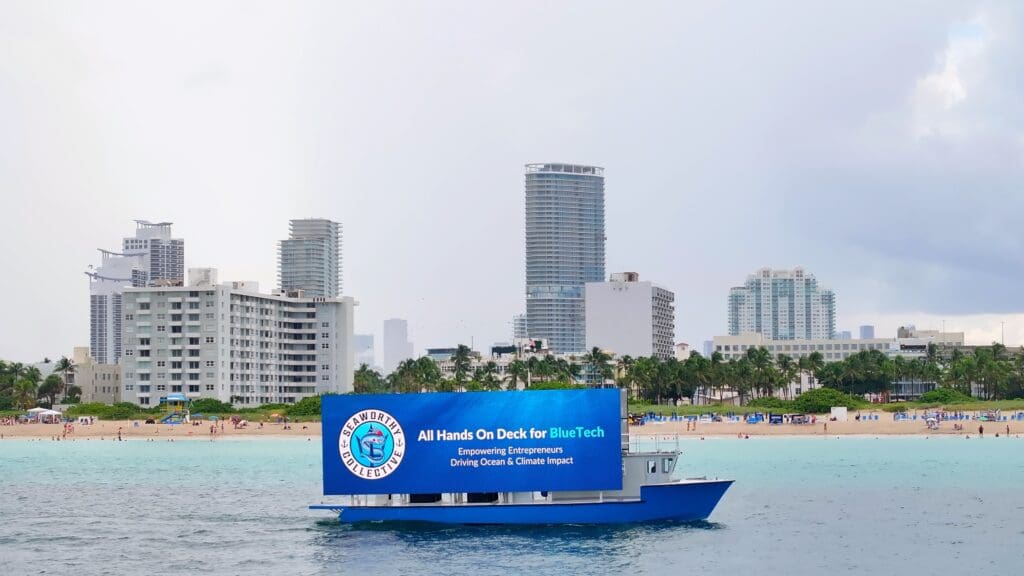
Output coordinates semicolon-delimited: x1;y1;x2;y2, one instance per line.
1;410;1018;440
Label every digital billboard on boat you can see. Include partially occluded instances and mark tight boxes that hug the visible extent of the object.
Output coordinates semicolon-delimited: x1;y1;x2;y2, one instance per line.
321;389;623;495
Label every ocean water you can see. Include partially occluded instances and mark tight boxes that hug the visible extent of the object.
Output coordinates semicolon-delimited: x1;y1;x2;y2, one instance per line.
2;435;1023;575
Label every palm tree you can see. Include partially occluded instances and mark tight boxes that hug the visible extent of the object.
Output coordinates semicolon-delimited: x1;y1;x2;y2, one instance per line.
354;363;385;393
452;345;473;384
37;374;64;406
473;362;502;390
14;379;37;409
54;356;74;399
745;346;774;399
804;351;825;390
583;347;613;385
775;354;798;399
507;360;528;390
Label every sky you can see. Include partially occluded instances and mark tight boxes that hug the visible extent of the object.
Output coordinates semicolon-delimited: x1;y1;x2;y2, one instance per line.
2;1;1023;364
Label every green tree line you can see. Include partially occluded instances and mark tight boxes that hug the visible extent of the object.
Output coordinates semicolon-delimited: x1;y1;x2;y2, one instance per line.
0;357;81;410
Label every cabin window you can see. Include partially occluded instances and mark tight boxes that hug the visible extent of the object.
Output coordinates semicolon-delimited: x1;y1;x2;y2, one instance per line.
662;458;674;473
648;460;657;474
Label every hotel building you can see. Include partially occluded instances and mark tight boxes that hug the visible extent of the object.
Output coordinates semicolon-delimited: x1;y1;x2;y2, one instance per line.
727;267;836;340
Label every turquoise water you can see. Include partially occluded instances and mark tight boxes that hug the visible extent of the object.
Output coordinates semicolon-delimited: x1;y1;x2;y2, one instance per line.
2;436;1023;574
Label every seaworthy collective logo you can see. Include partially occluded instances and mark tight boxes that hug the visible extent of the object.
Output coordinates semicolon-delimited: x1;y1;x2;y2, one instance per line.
339;409;405;479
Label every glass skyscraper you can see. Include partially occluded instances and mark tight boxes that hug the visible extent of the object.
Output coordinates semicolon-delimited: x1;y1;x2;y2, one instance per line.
524;163;605;354
278;219;342;298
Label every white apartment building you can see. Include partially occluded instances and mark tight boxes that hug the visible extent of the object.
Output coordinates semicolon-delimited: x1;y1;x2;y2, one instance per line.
120;279;354;407
585;272;675;359
712;331;965;363
728;267;835;340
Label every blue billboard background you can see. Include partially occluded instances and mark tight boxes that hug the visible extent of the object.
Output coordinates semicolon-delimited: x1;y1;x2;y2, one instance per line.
322;389;623;495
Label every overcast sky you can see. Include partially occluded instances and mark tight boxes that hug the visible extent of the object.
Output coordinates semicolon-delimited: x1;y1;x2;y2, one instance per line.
2;1;1023;363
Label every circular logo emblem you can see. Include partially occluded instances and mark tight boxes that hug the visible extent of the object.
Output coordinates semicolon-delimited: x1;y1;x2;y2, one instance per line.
338;409;405;479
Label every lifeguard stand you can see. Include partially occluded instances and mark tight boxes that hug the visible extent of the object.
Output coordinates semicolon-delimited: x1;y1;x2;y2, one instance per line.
161;393;190;424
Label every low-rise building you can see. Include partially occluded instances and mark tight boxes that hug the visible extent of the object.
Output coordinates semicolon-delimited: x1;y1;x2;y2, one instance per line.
712;331;965;363
119;277;355;407
64;347;121;404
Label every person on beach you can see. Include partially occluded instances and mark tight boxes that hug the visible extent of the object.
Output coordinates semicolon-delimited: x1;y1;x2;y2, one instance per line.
978;424;984;437
823;423;828;433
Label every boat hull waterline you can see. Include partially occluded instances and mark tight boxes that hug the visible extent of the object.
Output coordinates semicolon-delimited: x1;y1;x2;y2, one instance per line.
310;480;733;525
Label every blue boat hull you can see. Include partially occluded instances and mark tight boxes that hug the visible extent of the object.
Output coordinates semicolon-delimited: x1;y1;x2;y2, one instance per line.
310;480;732;525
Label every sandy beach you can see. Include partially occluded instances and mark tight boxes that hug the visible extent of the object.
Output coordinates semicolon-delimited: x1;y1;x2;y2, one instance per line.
2;410;1021;440
632;413;1021;437
0;419;322;440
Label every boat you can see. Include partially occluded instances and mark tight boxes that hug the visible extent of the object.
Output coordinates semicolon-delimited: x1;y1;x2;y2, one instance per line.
310;389;732;525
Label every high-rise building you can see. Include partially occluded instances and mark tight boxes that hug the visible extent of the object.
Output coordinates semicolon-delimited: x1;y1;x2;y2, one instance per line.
836;330;852;340
87;221;184;364
702;340;715;358
382;318;414;374
859;325;875;339
524;163;605;354
512;314;528;340
122;221;185;285
585;272;675;359
353;334;376;370
278;218;342;298
727;267;836;340
120;276;355;407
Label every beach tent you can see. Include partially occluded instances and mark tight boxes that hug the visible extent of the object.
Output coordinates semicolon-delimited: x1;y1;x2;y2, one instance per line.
26;407;48;414
830;407;848;422
37;409;62;424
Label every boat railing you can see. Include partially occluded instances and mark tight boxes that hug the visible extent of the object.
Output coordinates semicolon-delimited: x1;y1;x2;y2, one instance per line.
627;433;681;454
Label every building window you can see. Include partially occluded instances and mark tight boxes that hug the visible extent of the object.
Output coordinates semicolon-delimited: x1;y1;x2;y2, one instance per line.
125;314;134;320
321;343;329;349
157;325;166;332
125;349;134;356
321;322;329;328
205;337;215;343
139;303;150;310
139;397;150;405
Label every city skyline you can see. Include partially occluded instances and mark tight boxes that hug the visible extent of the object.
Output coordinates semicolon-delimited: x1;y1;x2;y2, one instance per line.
3;3;1024;361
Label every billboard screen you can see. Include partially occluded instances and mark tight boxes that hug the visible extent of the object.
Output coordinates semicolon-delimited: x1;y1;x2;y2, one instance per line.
322;389;623;495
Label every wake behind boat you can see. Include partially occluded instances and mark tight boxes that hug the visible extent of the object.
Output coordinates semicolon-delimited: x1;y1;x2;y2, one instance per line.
310;389;732;525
